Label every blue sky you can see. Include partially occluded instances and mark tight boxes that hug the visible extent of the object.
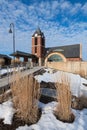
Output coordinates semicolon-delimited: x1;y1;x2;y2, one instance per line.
0;0;87;60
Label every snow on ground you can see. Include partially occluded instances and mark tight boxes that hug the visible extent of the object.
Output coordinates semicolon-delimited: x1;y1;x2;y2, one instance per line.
35;68;87;97
0;100;15;124
0;100;87;130
16;101;87;130
0;67;25;75
0;68;87;129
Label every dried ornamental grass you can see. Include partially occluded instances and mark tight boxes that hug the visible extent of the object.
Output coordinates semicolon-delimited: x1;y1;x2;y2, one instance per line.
11;59;21;65
55;73;74;122
11;71;40;124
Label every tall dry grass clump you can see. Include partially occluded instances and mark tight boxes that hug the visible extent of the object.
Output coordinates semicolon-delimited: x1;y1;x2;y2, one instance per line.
11;59;21;65
11;71;40;124
55;73;74;122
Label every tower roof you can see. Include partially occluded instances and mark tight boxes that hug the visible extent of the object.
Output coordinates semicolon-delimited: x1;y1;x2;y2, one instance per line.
32;27;44;37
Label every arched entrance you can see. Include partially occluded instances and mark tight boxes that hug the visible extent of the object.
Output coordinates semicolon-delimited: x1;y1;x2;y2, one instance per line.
45;52;66;64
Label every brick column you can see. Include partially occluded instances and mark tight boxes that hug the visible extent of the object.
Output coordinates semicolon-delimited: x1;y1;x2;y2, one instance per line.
24;57;28;62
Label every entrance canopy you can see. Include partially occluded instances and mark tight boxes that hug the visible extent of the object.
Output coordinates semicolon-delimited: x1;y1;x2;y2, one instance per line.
10;51;38;63
10;51;37;59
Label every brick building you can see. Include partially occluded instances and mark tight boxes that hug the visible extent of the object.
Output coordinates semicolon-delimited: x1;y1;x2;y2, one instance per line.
32;28;45;66
32;28;82;66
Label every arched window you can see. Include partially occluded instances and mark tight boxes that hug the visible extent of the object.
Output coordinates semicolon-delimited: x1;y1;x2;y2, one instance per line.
48;54;63;62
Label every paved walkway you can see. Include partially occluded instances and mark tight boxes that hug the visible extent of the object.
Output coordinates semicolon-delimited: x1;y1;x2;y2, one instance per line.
0;66;44;88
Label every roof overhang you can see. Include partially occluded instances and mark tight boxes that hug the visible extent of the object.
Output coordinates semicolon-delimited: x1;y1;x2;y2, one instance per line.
10;51;37;59
0;54;11;60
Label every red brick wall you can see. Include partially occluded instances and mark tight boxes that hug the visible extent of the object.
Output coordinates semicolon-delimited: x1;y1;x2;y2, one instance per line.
24;57;28;62
32;37;35;54
66;58;82;61
32;36;45;58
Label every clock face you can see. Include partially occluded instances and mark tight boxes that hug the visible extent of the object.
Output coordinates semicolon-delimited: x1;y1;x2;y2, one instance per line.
35;33;38;37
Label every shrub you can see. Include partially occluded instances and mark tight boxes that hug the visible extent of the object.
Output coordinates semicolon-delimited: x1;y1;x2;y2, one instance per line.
0;58;5;66
55;73;75;122
11;71;40;124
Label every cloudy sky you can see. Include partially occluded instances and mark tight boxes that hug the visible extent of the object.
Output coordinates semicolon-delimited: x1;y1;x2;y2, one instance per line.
0;0;87;60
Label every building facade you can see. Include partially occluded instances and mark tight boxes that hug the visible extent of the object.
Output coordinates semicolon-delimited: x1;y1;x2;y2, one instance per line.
32;28;82;66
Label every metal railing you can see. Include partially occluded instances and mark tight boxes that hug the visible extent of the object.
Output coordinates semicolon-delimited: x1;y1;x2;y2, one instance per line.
0;61;37;78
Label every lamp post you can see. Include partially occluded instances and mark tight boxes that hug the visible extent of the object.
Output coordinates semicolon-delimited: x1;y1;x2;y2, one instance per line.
9;23;15;65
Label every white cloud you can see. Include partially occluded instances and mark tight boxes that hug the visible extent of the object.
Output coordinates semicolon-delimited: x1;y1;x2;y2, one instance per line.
70;3;82;15
81;2;87;15
52;1;59;10
60;1;71;10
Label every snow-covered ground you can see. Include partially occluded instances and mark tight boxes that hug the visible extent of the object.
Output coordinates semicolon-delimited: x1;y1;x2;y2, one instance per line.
0;100;15;124
0;100;87;130
17;101;87;130
35;68;87;97
0;67;26;76
0;68;87;130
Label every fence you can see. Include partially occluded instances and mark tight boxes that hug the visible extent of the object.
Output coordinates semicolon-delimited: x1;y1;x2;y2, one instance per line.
45;61;87;78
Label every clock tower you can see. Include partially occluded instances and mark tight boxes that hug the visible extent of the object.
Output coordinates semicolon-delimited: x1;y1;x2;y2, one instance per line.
32;28;45;66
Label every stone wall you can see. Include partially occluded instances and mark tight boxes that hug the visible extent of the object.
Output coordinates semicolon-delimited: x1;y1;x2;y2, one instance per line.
45;61;87;78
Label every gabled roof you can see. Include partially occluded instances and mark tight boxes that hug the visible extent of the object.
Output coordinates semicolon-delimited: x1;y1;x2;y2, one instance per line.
10;51;37;59
0;54;11;59
45;44;81;58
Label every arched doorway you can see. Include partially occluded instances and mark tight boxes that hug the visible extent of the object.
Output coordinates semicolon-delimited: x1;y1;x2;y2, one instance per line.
45;52;66;64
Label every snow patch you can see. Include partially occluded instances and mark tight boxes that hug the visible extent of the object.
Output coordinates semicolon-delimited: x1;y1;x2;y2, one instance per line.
35;69;87;98
16;102;87;130
0;100;15;124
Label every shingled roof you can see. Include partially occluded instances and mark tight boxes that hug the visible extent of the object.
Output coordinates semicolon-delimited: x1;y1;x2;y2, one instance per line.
45;44;81;58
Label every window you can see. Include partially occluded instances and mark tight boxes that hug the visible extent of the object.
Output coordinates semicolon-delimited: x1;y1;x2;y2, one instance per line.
48;54;63;62
35;37;37;45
